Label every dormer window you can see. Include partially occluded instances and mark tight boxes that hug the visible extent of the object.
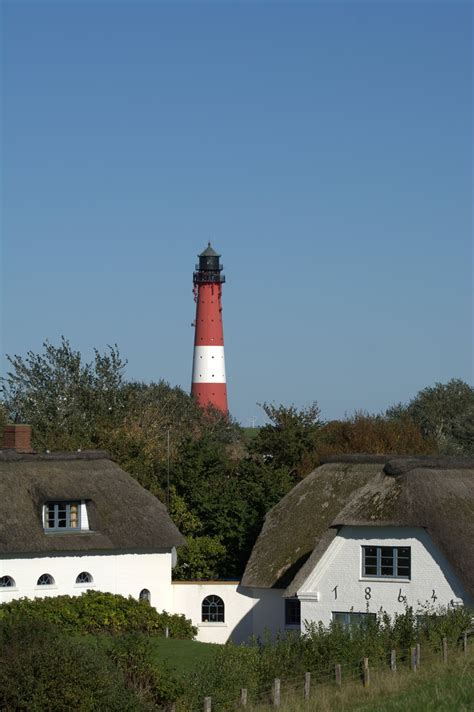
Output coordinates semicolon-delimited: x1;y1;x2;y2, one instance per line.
44;502;82;531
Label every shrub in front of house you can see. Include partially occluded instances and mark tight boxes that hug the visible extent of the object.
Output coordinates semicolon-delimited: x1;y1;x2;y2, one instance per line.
178;641;261;712
0;590;197;639
110;633;183;709
176;604;473;711
0;618;142;712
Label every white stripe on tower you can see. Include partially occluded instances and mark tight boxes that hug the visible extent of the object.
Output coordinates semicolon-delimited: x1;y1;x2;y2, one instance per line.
192;346;226;383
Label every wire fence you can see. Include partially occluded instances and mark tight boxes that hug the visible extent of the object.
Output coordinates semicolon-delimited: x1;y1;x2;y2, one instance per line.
189;632;472;712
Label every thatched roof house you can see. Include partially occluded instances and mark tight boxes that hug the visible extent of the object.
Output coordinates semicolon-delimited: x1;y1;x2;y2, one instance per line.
242;455;474;601
0;448;184;555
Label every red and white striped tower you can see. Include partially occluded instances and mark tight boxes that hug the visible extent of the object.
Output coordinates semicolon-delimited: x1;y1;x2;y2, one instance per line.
191;243;228;413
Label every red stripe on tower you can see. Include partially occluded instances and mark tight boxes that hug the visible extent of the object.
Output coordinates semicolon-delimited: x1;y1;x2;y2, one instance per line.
191;243;228;413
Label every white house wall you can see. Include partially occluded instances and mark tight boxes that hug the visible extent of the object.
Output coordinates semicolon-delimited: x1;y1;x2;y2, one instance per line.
297;526;470;629
0;550;174;611
172;582;285;644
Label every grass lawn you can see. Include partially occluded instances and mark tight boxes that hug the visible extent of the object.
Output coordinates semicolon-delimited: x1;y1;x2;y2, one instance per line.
148;637;221;678
253;649;473;712
92;633;221;680
351;657;474;712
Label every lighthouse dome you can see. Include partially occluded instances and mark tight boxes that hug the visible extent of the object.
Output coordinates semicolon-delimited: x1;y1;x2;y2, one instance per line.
198;242;221;271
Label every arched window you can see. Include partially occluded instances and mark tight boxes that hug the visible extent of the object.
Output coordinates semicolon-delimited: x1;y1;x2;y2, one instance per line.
139;589;151;603
75;572;93;584
0;575;15;588
37;573;54;586
202;595;225;623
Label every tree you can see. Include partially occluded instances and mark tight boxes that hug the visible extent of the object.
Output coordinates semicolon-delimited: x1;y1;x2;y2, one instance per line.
251;402;323;478
316;412;436;457
169;486;228;580
1;337;127;450
170;434;293;577
173;536;228;580
387;379;474;454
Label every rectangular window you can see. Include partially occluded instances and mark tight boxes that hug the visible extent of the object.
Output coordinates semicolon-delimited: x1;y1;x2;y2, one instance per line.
44;502;81;531
285;599;301;626
332;612;376;628
362;546;411;579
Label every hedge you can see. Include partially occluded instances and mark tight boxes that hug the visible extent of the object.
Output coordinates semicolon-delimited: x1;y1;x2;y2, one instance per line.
0;590;197;638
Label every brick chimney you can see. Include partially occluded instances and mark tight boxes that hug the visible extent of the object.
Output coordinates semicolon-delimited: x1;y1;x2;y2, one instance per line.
3;424;34;453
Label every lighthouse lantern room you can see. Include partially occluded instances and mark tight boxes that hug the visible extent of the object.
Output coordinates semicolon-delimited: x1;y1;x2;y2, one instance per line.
191;243;228;413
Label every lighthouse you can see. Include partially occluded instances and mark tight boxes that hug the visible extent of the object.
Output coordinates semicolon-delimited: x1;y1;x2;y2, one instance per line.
191;243;228;413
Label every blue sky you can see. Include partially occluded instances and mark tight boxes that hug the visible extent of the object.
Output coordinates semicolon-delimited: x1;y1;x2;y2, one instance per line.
1;1;472;425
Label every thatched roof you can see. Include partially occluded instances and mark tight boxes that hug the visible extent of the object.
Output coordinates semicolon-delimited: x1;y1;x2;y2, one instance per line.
0;450;185;555
242;455;474;601
241;458;383;590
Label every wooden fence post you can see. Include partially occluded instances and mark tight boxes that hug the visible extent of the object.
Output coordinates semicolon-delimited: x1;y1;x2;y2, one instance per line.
335;664;342;686
390;649;397;672
304;672;311;700
204;697;212;712
416;643;421;668
410;647;417;672
442;638;448;664
165;626;170;638
240;689;247;707
272;679;281;707
363;657;370;687
463;632;468;654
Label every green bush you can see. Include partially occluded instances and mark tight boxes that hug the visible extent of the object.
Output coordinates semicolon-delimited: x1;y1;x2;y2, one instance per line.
0;590;197;639
182;642;261;711
0;619;141;711
176;604;472;711
110;633;183;710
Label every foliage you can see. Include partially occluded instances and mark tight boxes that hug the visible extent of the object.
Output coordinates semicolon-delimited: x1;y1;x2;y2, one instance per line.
171;434;293;578
251;402;323;478
316;412;437;458
1;339;469;582
0;590;197;639
173;535;228;580
180;642;261;711
146;636;221;677
176;605;472;710
1;337;128;451
0;618;140;711
387;379;474;454
109;633;183;709
101;380;235;494
0;402;7;446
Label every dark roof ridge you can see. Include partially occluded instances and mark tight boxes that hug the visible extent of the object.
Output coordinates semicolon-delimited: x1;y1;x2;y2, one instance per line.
0;449;110;462
384;456;474;476
320;454;393;465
